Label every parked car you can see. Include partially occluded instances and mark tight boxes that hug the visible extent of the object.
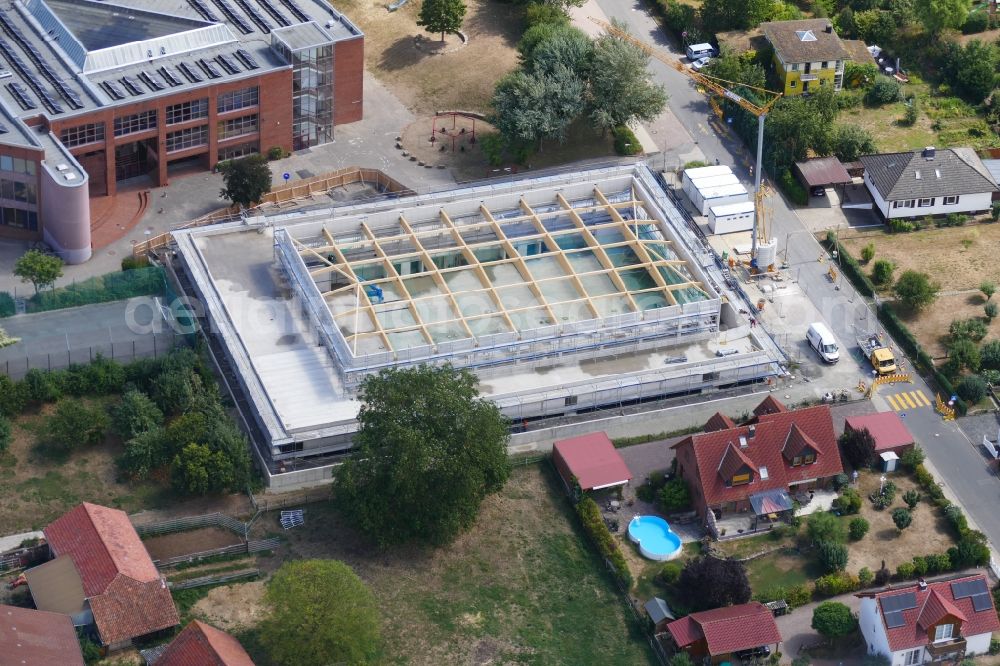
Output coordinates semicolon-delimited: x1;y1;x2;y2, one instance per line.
734;645;771;660
691;57;712;71
811;186;826;197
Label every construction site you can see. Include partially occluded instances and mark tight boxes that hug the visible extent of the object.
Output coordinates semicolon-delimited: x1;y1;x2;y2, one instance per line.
172;164;787;488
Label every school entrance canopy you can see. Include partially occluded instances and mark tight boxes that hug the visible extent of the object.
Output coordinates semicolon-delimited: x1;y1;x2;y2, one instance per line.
552;432;632;491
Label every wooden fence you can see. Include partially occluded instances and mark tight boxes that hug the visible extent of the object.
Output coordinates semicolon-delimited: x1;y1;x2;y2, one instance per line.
169;569;260;591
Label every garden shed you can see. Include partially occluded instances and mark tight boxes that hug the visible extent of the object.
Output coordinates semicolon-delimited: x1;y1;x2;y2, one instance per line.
552;432;632;492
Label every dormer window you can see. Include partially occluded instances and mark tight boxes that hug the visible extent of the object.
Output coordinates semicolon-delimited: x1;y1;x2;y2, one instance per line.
804;453;815;464
934;623;954;642
732;473;751;486
792;455;802;466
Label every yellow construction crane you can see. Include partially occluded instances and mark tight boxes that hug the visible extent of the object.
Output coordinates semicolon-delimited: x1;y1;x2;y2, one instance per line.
588;17;781;260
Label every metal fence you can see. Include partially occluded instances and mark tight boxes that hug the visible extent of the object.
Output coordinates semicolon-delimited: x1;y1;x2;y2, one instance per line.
133;512;249;538
169;569;260;591
0;332;182;380
154;537;281;569
247;487;331;513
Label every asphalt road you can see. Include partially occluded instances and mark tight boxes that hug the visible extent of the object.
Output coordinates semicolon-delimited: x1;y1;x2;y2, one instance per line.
589;0;1000;555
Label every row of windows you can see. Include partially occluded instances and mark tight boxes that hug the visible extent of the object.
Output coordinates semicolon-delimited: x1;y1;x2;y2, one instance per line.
218;114;258;140
166;98;209;125
218;86;258;113
0;178;36;205
114;110;157;137
0;206;38;231
0;156;35;176
165;125;208;153
218;141;259;161
892;196;959;208
60;122;105;148
789;60;842;71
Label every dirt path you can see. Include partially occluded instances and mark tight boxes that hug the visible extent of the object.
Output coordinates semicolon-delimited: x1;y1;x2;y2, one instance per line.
142;527;243;561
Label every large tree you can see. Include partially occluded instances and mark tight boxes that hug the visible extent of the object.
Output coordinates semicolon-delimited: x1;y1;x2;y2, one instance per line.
950;40;1000;104
811;601;857;643
218;154;272;208
491;66;586;149
913;0;972;31
677;557;751;611
830;124;877;162
14;249;63;294
588;28;667;132
699;0;777;32
333;365;511;547
526;26;593;75
417;0;466;42
893;270;940;311
260;559;380;666
839;427;877;469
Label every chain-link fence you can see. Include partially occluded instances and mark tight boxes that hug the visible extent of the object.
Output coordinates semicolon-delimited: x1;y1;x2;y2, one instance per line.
0;331;182;379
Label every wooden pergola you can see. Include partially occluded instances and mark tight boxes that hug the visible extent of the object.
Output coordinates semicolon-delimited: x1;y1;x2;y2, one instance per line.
292;185;711;355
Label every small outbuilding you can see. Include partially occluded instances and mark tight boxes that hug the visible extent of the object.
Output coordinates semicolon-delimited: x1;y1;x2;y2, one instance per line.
794;157;852;194
645;597;676;634
552;432;632;492
844;412;914;458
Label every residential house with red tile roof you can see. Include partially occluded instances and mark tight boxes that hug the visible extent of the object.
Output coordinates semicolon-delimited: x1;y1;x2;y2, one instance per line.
0;604;85;666
665;601;782;662
858;573;1000;664
25;502;179;652
153;620;255;666
672;396;844;527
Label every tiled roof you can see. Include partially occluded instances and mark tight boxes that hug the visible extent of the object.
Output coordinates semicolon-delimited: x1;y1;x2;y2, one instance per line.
156;620;255;666
0;604;85;666
704;412;737;432
761;19;849;63
552;432;632;490
718;443;757;481
863;574;1000;651
673;399;843;508
43;503;178;645
667;602;782;656
845;412;913;451
842;39;876;64
860;148;998;201
753;395;787;418
917;589;966;630
44;502;159;597
781;423;819;461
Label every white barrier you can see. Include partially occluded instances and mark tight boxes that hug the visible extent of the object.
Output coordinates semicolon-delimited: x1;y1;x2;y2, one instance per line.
983;435;998;460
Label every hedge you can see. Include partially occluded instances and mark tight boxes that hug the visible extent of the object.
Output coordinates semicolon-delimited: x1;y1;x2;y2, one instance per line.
612;125;642;156
29;266;164;313
756;583;812;608
779;169;808;206
0;291;14;318
822;232;875;297
576;496;632;587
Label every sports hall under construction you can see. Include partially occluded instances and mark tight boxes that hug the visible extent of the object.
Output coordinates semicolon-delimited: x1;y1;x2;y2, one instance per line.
173;164;786;488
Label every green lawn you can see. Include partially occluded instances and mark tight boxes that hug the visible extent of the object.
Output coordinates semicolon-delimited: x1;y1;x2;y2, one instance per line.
746;550;814;592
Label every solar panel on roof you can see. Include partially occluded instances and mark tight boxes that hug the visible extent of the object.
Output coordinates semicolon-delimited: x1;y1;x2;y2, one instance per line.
0;9;82;110
139;71;165;91
234;0;272;33
6;81;35;109
102;80;125;100
234;49;260;70
255;0;291;26
881;592;917;613
973;593;992;612
952;579;988;599
187;0;221;21
278;0;310;22
884;610;906;629
209;0;254;34
216;53;241;74
158;67;183;87
121;76;145;96
198;58;222;79
178;62;204;83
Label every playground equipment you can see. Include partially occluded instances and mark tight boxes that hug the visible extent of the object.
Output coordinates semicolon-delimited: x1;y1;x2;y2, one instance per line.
430;112;478;153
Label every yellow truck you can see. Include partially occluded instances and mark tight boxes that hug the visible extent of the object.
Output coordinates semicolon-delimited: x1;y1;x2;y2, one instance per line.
857;331;897;375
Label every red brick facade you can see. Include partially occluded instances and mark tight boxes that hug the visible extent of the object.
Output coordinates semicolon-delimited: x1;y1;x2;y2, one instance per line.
334;37;364;125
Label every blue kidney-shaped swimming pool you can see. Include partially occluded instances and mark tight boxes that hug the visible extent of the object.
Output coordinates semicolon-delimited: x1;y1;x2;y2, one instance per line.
628;515;682;561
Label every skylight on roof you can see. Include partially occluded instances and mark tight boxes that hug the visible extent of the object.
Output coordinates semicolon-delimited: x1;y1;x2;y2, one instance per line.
759;466;769;480
796;30;817;42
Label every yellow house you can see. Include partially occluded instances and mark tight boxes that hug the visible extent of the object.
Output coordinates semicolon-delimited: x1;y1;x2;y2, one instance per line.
761;19;850;96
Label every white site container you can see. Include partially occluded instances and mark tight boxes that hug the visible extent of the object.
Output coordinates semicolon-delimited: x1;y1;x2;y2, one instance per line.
708;201;756;234
691;182;749;216
681;165;732;200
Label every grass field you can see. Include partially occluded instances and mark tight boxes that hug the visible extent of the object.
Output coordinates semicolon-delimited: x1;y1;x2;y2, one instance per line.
188;466;655;665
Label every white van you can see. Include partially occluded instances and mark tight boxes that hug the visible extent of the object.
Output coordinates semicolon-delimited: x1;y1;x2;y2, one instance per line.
685;43;716;61
807;322;840;364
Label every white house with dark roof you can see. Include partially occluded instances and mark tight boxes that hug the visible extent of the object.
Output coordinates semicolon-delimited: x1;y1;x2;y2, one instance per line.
857;573;1000;665
860;147;998;220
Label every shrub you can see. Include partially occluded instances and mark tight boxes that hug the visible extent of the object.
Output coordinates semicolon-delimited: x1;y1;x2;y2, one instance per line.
981;281;996;301
991;638;1000;656
902;489;921;509
956;375;988;403
779;168;808;206
993;201;1000;222
111;389;164;440
23;368;62;403
946;338;981;375
833;473;849;490
866;76;901;105
807;512;845;544
612;125;642;156
815;571;860;597
888;218;916;233
899;446;925;470
892;507;912;530
267;146;284;160
659;477;692;511
848;517;869;541
858;567;874;587
950;536;990;568
860;243;875;263
950;318;988;343
982;340;1000;371
636;483;654;502
0;291;14;318
833;488;862;514
0;415;11;452
524;3;568;27
982;369;1000;386
818;541;849;572
896;562;915;579
120;255;150;271
812;601;858;640
902;98;919;125
986;302;998;322
40;398;109;458
659;561;682;585
894;270;940;311
963;10;989;33
576;497;631;586
912;555;928;576
871;259;895;286
29;267;164;313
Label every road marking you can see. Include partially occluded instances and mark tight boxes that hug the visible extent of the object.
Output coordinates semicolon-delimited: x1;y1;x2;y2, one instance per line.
901;392;917;409
886;394;901;411
914;390;931;406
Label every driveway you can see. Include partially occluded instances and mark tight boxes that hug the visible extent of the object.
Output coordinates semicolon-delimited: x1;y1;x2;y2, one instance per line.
777;593;862;664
